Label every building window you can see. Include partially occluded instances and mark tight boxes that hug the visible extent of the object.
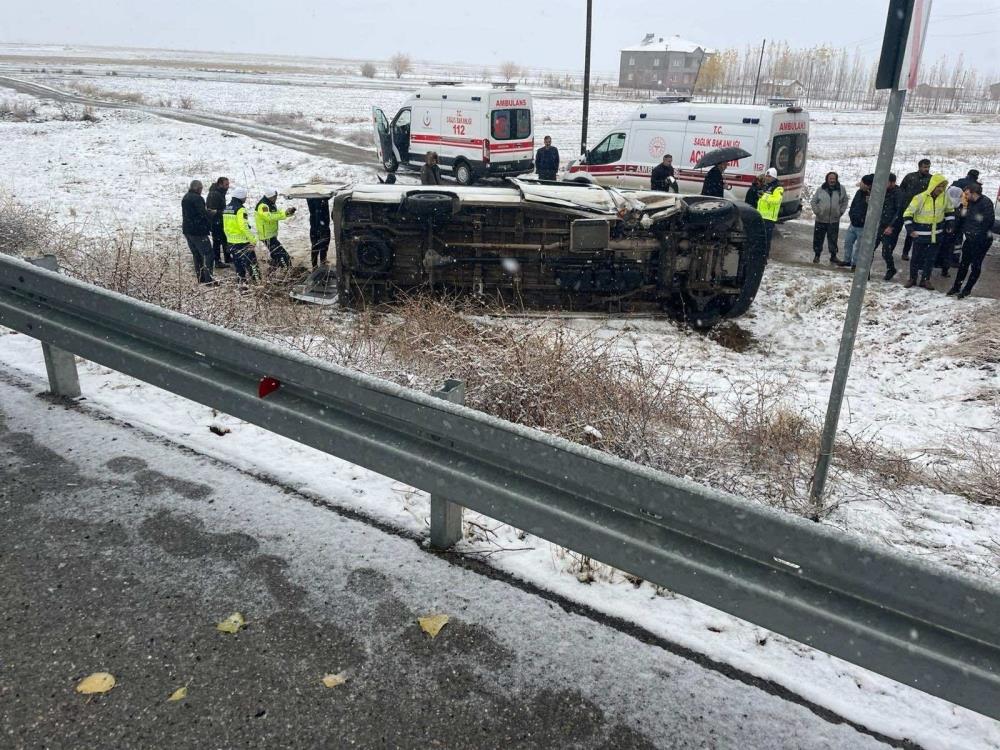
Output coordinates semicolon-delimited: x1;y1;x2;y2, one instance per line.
627;72;634;81
628;57;635;66
671;57;683;68
653;57;661;67
683;74;693;84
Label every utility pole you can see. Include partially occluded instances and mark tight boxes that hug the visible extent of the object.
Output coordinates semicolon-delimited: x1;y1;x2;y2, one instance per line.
751;38;766;104
580;0;593;154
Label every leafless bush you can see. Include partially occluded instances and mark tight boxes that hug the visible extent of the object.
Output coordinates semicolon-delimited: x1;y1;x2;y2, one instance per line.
499;61;522;81
930;434;1000;507
70;82;146;104
55;103;100;122
178;95;195;110
255;110;306;128
389;53;412;79
0;99;37;122
359;62;377;78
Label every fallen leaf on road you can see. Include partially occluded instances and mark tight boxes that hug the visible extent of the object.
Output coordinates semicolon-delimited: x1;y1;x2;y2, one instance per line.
216;612;246;634
321;672;347;688
168;686;188;702
417;614;449;638
76;672;116;695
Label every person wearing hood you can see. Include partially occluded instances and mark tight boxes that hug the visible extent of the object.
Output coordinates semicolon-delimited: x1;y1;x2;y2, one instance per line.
756;167;784;257
255;188;295;271
222;186;261;283
810;171;848;264
206;176;231;268
948;182;995;298
700;161;726;198
902;173;955;289
839;174;873;269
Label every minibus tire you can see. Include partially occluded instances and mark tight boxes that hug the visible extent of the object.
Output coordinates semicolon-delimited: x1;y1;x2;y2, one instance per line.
683;199;738;231
454;160;474;186
403;192;455;219
355;235;393;274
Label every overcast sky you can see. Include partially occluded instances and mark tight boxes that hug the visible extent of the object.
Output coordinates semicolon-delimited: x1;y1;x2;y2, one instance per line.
2;0;998;75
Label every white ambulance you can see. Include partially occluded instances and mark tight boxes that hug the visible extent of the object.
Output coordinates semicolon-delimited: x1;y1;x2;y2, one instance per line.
566;101;810;220
372;83;535;185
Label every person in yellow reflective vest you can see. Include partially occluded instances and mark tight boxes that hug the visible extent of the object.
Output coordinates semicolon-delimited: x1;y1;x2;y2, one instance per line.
255;188;296;270
902;173;954;290
756;167;784;258
222;187;261;283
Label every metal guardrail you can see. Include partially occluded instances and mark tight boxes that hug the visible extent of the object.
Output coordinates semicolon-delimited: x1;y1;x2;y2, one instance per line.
1;253;998;720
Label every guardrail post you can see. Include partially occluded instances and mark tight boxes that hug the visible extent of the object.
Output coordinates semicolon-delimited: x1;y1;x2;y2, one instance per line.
26;255;82;399
429;379;465;549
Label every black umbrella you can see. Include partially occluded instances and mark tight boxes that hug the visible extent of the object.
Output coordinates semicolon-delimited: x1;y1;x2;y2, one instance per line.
694;147;752;169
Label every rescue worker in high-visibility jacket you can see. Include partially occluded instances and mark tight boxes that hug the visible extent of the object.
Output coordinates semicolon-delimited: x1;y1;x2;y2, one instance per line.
902;173;954;290
222;187;261;283
255;188;295;270
756;167;784;258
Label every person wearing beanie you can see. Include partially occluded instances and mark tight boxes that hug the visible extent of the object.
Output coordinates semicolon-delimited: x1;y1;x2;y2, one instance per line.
809;171;848;264
902;174;954;290
222;186;261;283
255;187;295;271
952;169;980;191
755;167;784;257
839;174;873;269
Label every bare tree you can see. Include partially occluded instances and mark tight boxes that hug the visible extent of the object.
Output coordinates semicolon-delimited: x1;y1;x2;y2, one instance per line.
360;62;377;79
480;66;492;82
389;53;412;80
499;61;521;82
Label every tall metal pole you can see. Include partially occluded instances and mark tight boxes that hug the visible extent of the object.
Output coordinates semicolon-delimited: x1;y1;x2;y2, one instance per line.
580;0;592;154
809;86;908;514
751;38;766;104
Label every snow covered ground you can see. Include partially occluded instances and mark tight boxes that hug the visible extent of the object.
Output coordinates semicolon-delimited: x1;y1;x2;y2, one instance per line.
2;47;999;747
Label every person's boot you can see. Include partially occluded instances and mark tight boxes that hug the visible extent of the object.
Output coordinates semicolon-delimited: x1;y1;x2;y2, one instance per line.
884;266;897;281
829;254;839;265
813;253;821;264
940;267;950;278
904;278;916;288
946;283;960;296
901;250;910;261
919;275;934;290
957;288;971;299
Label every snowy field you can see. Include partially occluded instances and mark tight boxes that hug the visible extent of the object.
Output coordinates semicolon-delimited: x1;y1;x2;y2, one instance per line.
2;47;1000;747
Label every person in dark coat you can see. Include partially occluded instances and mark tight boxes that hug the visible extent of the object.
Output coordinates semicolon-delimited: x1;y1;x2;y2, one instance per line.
809;171;849;264
535;136;560;181
701;162;726;198
948;182;995;298
952;169;980;192
744;173;765;209
420;151;442;185
306;196;331;268
181;180;216;285
650;154;678;193
205;176;231;268
879;174;904;280
898;159;932;261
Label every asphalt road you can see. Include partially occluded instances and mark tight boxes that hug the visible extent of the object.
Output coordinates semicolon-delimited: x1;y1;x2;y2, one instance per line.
0;75;376;166
0;368;906;749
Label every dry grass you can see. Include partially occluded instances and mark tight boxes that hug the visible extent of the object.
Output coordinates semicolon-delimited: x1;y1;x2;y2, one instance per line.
255;110;306;128
0;195;986;516
947;304;1000;365
70;82;146;104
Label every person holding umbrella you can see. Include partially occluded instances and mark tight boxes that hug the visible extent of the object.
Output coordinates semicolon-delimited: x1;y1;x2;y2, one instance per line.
696;146;752;199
